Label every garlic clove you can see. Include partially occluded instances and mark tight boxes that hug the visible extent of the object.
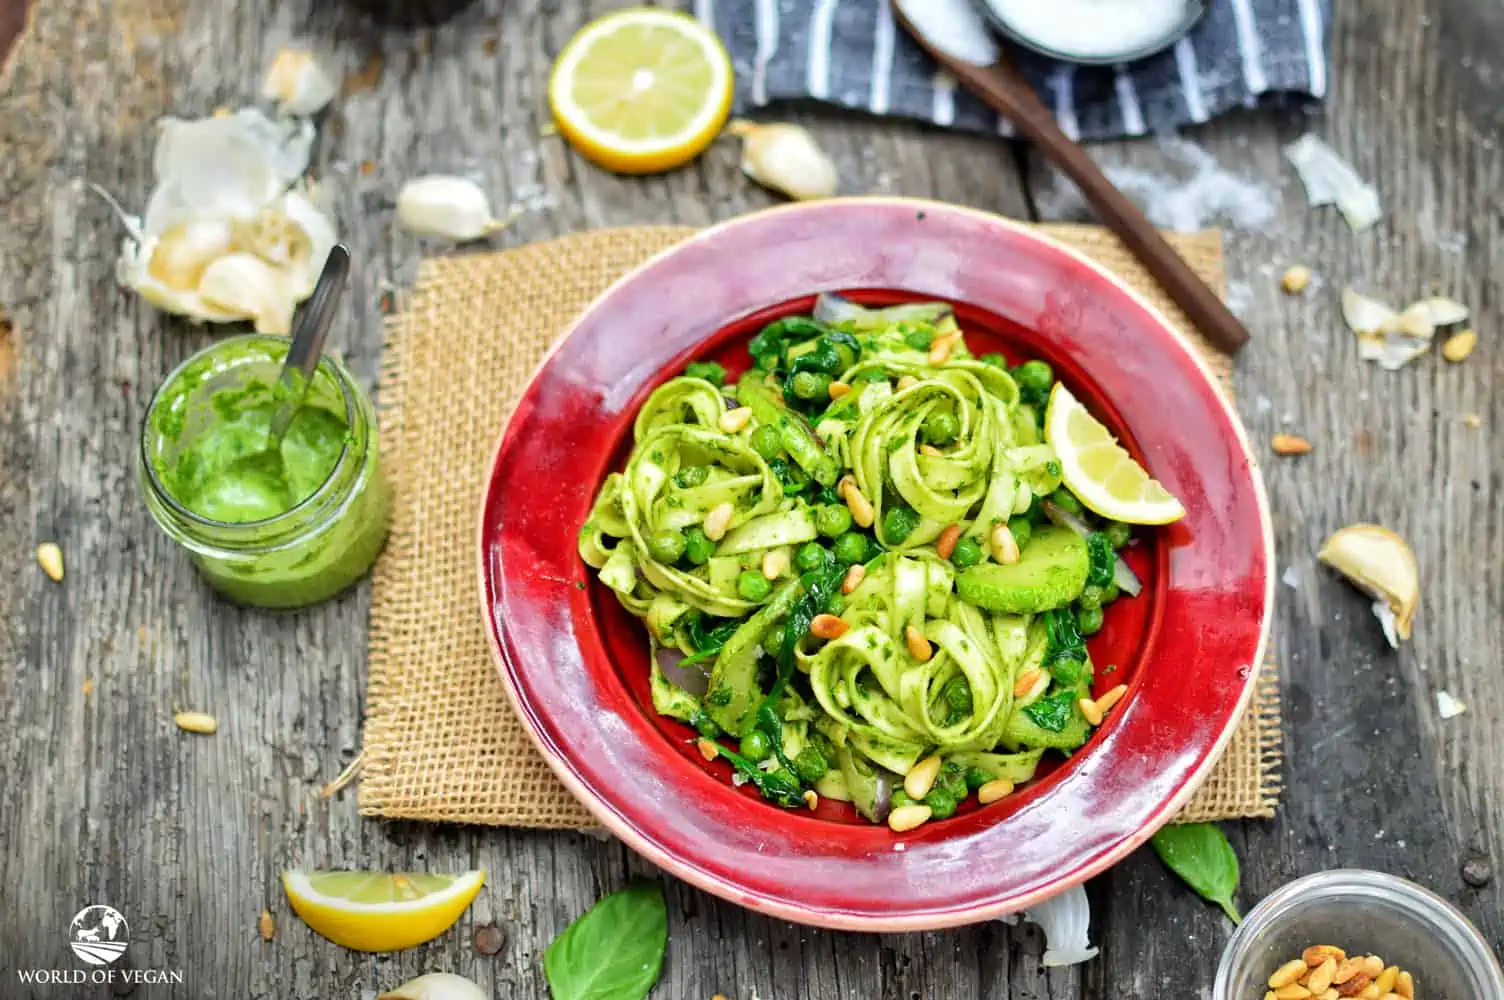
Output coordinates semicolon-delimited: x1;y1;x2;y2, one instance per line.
277;188;339;298
198;253;297;335
147;216;236;292
1414;296;1469;327
396;175;512;241
1318;524;1418;645
262;48;338;117
1384;302;1435;340
728;120;839;201
1341;287;1398;336
377;973;488;1000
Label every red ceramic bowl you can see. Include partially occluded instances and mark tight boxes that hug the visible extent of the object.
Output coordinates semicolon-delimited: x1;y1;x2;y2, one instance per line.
479;198;1273;931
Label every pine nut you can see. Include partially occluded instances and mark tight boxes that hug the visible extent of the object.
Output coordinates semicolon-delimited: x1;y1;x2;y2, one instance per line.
838;475;875;528
897;375;919;391
936;524;962;560
1378;995;1403;1000
828;380;853;399
696;738;720;761
258;910;275;941
1275;985;1313;1000
1094;684;1129;717
905;625;932;662
803;789;819;810
1308;958;1338;993
762;549;789;580
1356;986;1380;1000
1372;968;1397;996
1078;696;1104;727
841;563;866;594
1360;958;1384;979
1320;992;1339;1000
1336;973;1371;997
810;614;849;640
1305;947;1348;968
919;444;943;457
1281;265;1312;294
1334;960;1363;985
719;406;753;433
1013;669;1044;698
35;543;64;582
977;779;1014;804
904;755;942;800
887;803;931;832
990;522;1020;564
929;332;961;365
1271;960;1309;989
1394;972;1413;999
1272;433;1314;456
703;502;735;541
1442;329;1477;362
173;711;218;734
1265;993;1278;1000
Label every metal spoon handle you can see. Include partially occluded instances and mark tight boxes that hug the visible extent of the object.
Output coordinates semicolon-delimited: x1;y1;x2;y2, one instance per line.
268;245;352;441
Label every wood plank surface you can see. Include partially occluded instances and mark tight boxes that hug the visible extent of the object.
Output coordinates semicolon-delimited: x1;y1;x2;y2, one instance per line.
0;0;1498;997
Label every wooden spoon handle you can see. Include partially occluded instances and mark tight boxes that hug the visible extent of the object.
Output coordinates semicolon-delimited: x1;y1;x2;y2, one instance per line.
950;59;1250;355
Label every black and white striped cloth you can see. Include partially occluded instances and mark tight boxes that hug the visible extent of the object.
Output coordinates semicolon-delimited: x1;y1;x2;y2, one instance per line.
695;0;1331;141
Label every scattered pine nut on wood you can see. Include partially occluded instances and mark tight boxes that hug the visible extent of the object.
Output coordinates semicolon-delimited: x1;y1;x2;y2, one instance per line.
35;543;64;581
1281;265;1312;294
1441;328;1476;362
258;910;275;941
173;711;218;734
1272;434;1313;455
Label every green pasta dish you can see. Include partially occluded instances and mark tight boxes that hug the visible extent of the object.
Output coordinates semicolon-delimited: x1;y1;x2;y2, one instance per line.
578;294;1184;830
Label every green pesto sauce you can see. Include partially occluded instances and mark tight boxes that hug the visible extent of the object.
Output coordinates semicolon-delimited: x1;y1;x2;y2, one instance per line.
159;377;352;523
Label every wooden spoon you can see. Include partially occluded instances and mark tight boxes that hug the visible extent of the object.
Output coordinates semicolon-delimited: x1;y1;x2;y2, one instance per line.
890;0;1250;354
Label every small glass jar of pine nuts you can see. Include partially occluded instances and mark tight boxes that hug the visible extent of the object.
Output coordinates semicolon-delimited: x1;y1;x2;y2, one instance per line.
1214;871;1504;1000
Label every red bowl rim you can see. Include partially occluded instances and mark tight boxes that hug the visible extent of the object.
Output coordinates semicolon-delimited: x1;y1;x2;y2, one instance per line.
476;197;1275;930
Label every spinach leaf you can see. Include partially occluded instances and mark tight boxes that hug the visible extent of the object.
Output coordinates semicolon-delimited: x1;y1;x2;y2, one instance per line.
1150;823;1243;923
544;880;667;1000
748;316;831;370
1021;689;1077;732
683;360;726;387
1085;531;1116;588
684;613;741;654
1042;609;1088;685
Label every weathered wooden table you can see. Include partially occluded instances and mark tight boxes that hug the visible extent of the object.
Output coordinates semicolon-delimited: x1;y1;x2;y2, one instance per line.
1;1;1500;997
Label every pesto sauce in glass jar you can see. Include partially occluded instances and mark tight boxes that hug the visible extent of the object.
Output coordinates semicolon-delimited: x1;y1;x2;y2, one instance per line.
140;335;391;608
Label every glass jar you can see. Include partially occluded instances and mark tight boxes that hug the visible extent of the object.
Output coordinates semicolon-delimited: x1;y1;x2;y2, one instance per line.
140;335;392;609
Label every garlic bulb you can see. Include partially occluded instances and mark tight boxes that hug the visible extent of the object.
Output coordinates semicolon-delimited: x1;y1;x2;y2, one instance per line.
377;973;487;1000
1318;524;1418;647
262;49;338;117
728;121;839;201
396;176;514;241
102;108;338;334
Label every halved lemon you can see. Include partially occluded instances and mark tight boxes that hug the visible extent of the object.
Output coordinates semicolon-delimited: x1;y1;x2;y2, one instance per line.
1044;384;1186;525
548;8;733;174
282;869;485;952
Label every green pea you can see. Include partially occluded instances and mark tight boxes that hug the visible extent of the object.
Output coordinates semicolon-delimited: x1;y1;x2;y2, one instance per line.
647;529;687;564
684;360;727;387
751;424;783;460
684;527;715;566
790;371;831;400
882;505;920;546
674;465;709;489
740;729;772;762
979;352;1008;369
902;325;935;351
1105;521;1133;549
891;788;914;808
1078;584;1106;612
964;767;991;792
792;745;829;783
1007;516;1032;551
1101;581;1121;604
795;541;830;573
816;504;853;538
1013;359;1054;395
737;570;773;601
1077;605;1105;636
764;623;788;657
1049;487;1086;518
824;593;847;616
924;788;958;820
950;536;983;568
695;714;720;739
922;410;960;446
833;531;869;566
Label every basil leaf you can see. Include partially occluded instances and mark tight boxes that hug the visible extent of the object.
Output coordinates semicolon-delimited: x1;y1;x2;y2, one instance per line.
544;881;668;1000
1150;823;1243;923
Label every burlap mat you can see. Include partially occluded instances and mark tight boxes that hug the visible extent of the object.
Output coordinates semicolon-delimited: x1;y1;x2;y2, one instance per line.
362;223;1283;829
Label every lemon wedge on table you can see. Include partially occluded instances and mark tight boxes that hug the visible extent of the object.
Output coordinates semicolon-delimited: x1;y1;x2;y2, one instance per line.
282;869;485;952
549;8;733;175
1044;384;1186;526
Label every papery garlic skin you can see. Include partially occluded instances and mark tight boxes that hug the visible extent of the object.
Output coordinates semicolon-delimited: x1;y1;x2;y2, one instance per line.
395;176;510;241
377;972;488;1000
729;121;839;201
262;49;338;117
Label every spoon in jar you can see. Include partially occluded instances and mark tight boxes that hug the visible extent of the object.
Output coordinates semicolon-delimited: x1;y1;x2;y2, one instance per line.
890;0;1250;354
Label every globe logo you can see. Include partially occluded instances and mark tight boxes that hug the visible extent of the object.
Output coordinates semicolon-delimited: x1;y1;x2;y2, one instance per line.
68;905;129;966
